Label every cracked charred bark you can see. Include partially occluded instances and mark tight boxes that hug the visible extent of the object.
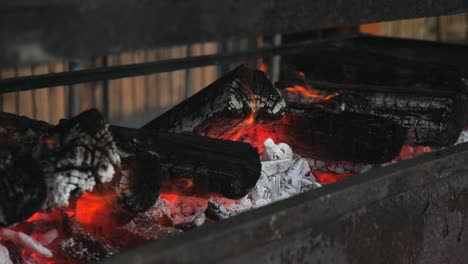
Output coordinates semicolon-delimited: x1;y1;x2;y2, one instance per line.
277;79;468;147
0;110;120;226
274;105;407;163
142;65;286;138
110;126;261;202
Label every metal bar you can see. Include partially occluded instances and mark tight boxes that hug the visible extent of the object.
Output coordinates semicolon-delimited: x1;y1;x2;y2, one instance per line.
101;56;109;120
0;39;332;93
67;59;81;117
100;142;468;263
0;0;467;66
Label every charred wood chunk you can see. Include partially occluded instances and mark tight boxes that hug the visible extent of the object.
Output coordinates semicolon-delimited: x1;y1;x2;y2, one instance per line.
0;154;46;227
277;70;468;147
142;65;286;139
0;112;51;151
40;109;121;210
320;90;467;147
110;126;261;200
274;106;407;164
118;152;163;213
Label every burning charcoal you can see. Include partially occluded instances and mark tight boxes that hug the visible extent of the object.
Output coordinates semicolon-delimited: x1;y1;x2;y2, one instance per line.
305;158;375;175
0;112;51;148
205;199;231;220
52;212;117;263
119;216;181;241
40;109;121;210
110;126;261;200
118;152;162;212
277;75;468;147
142;65;286;140
274;105;407;163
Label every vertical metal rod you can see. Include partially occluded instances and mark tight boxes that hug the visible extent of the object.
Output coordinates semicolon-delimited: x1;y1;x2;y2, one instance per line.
435;16;442;42
30;65;37;119
185;44;194;99
14;67;20;114
68;60;81;117
101;56;109;120
271;34;282;82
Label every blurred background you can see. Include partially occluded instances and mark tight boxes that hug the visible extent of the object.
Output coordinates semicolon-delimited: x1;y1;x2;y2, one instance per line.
0;13;466;127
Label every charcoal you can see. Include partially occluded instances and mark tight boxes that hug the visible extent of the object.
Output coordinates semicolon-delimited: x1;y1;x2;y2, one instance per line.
277;71;468;147
0;110;121;226
39;109;121;210
205;199;231;220
272;105;407;163
110;126;261;200
54;212;117;263
142;65;286;139
118;152;163;213
0;154;46;227
321;88;467;147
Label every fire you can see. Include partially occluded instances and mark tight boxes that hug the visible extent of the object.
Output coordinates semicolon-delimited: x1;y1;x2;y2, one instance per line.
313;171;355;184
259;64;268;73
284;85;338;101
74;192;121;232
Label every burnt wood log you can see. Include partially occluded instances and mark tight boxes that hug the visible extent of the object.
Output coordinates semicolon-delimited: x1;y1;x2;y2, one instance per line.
110;126;261;201
0;110;121;226
0;154;46;227
142;65;286;140
270;105;407;164
118;152;163;213
277;79;468;147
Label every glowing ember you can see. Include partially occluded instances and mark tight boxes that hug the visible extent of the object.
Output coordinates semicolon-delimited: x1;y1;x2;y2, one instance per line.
283;85;339;102
313;172;355;184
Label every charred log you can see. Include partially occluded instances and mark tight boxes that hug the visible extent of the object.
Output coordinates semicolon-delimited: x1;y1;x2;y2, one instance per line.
110;126;261;200
277;69;468;147
0;110;121;226
271;105;407;164
39;109;121;210
0;154;45;227
142;65;286;139
118;152;162;213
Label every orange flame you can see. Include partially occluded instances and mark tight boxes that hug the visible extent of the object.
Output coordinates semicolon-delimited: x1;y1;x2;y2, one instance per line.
259;64;268;73
284;85;338;101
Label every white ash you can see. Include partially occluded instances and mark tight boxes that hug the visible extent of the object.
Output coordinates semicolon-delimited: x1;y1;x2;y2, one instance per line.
120;216;182;240
43;123;120;210
191;213;206;227
135;138;321;226
261;138;293;161
305;157;374;174
226;138;321;211
148;197;209;226
0;228;52;258
206;199;232;220
456;129;468;145
0;244;12;264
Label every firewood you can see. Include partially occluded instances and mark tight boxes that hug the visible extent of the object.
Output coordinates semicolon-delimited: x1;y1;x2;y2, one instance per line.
142;65;286;139
0;110;121;226
269;105;407;164
110;126;261;200
277;79;468;147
